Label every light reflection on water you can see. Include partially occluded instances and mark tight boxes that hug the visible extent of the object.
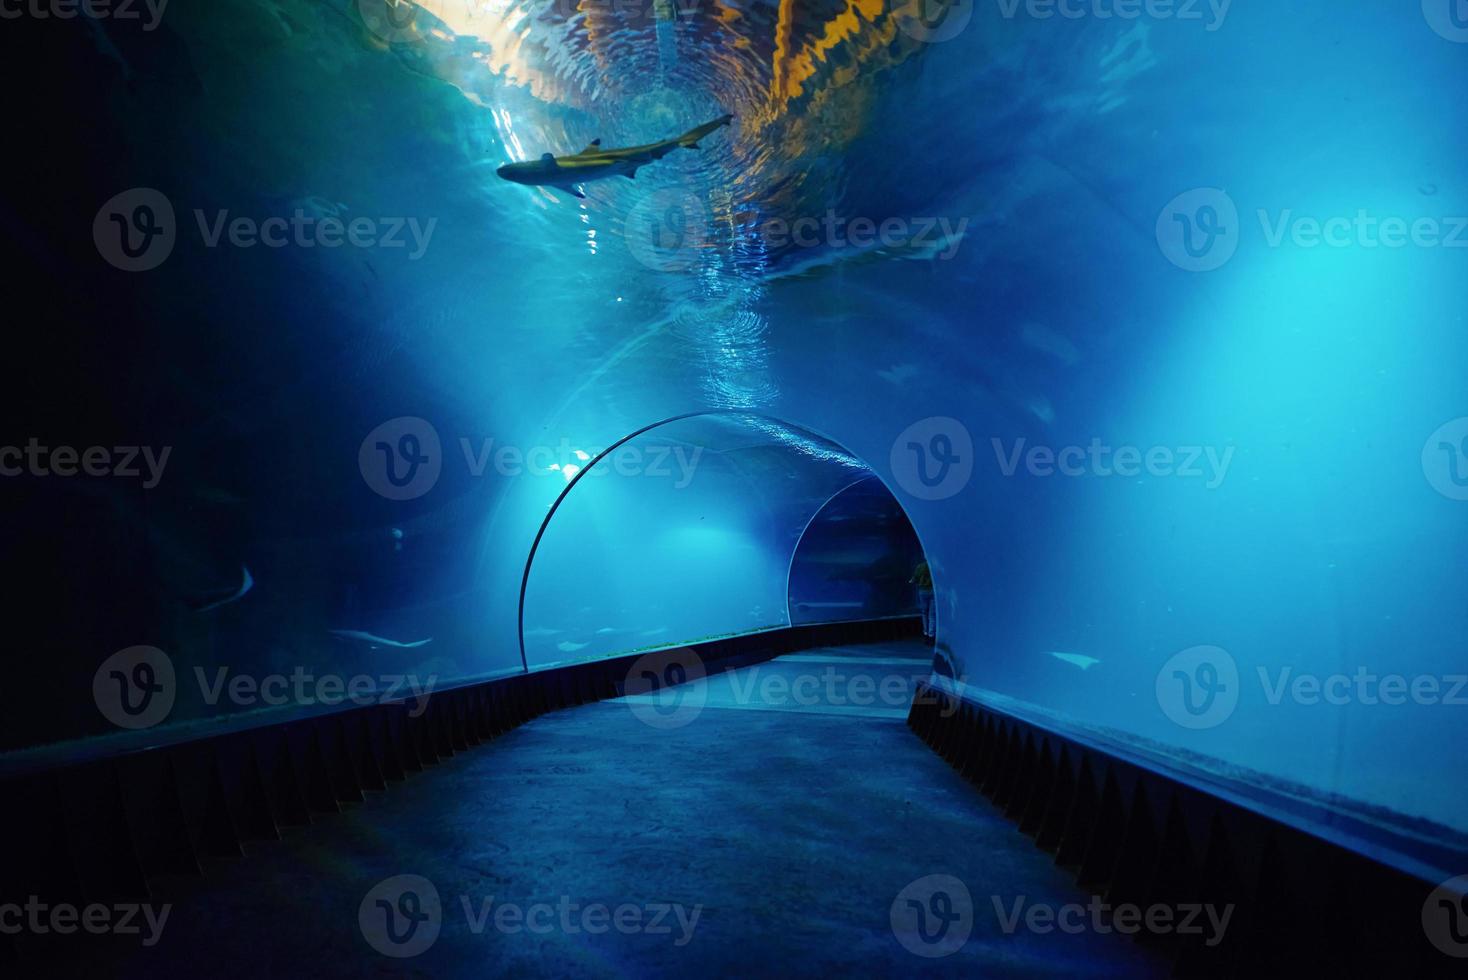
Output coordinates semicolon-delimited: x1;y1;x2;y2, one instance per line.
381;0;952;279
359;0;972;479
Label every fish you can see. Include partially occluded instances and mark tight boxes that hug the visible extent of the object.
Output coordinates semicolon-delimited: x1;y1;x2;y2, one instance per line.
1048;651;1101;671
328;629;433;649
878;363;919;386
557;640;590;653
291;195;348;220
1020;323;1081;365
496;113;734;198
188;565;254;613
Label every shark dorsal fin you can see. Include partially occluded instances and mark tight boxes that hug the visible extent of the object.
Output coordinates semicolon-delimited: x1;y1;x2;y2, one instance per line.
580;138;602;153
541;152;556;163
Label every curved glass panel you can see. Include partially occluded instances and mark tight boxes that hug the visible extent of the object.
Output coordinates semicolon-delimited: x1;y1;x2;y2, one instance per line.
788;478;926;626
521;415;869;667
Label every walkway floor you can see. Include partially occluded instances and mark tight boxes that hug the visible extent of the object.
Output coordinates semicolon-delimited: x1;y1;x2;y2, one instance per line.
58;640;1168;978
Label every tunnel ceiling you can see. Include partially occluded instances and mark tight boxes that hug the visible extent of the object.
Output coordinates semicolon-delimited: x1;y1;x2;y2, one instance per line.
361;0;966;276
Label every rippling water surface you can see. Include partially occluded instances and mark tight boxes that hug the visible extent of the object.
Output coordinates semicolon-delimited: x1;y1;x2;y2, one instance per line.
362;0;968;279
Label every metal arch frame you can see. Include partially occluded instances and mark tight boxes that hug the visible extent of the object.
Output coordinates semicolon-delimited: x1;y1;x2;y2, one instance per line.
515;410;937;672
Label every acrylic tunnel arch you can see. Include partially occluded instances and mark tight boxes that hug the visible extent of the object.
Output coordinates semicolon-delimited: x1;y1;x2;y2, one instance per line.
784;475;932;630
516;412;936;672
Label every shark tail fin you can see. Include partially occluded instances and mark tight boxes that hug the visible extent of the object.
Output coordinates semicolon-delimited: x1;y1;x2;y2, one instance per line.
678;113;733;149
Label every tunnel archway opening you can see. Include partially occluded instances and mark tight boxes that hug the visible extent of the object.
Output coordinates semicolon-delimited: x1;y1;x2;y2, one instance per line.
786;475;931;631
518;411;934;671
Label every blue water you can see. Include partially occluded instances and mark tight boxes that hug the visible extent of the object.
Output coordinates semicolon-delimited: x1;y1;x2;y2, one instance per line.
7;0;1466;863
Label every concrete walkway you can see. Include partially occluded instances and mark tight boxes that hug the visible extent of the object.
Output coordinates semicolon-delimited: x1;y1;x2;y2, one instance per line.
59;640;1168;978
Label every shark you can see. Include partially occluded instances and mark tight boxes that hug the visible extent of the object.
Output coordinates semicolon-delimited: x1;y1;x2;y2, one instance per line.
496;113;733;198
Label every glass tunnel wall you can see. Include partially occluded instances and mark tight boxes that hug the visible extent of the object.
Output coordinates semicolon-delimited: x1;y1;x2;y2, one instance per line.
787;477;926;627
521;415;872;668
3;0;1464;868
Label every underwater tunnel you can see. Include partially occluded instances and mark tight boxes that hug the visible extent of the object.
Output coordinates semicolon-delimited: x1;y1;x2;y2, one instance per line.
520;412;929;670
1;0;1466;975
